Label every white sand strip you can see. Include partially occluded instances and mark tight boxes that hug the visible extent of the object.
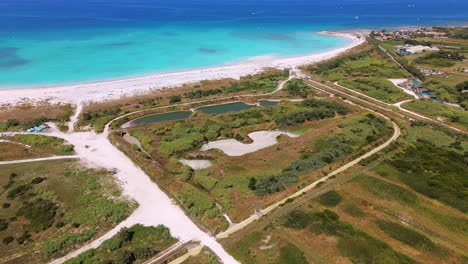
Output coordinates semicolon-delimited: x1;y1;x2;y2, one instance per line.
201;131;298;156
180;159;212;170
0;32;364;106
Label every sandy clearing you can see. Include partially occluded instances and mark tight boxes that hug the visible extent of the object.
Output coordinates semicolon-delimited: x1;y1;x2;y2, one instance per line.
201;130;298;156
0;32;364;106
388;78;419;99
179;159;212;170
38;130;238;264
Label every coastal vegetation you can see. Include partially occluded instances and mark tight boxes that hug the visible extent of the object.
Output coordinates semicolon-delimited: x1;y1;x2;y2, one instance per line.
339;77;412;103
79;69;289;132
0;160;133;263
423;74;468;109
111;97;396;232
0;104;73;132
63;224;176;264
306;43;412;103
0;134;75;161
413;51;465;67
221;115;467;264
402;99;468;128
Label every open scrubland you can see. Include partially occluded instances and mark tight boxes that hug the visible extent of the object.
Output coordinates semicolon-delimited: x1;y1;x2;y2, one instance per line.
305;42;412;103
222;121;468;264
0;134;75;161
402;99;468;128
63;224;177;264
112;96;393;233
0;159;134;264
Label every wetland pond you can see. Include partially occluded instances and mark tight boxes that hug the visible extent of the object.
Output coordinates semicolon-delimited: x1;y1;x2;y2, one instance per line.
131;101;279;125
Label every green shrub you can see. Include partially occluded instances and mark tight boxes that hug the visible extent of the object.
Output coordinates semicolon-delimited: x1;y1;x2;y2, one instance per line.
342;204;366;218
193;170;217;191
315;191;343;207
2;203;11;209
113;250;135;264
169;95;182;103
31;177;45;184
7;184;31;199
354;175;419;205
17;199;57;232
159;133;204;156
2;236;14;245
67;195;128;226
0;219;8;231
16;232;31;245
42;230;96;257
282;210;312;229
278;243;308;264
308;210;417;264
388;142;467;212
60;144;75;152
178;184;219;217
376;220;445;255
102;237;123;251
339;77;411;103
285;78;311;98
134;247;154;259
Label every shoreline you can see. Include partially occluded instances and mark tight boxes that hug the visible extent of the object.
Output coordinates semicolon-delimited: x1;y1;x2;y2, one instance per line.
0;31;364;106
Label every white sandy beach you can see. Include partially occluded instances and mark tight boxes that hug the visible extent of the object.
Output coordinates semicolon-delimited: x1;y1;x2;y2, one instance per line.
0;32;364;106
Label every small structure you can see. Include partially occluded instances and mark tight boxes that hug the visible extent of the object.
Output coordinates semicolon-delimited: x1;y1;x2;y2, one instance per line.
27;124;48;133
396;44;439;55
255;209;264;217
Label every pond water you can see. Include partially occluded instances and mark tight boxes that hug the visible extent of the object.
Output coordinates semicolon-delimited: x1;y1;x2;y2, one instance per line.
131;101;277;125
133;111;191;125
198;102;254;114
259;100;279;107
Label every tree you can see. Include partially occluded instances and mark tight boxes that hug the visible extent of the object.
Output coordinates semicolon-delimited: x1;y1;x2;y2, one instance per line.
456;81;468;92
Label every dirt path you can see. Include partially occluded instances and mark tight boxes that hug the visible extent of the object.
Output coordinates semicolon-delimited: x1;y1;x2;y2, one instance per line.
39;129;238;264
0;155;80;165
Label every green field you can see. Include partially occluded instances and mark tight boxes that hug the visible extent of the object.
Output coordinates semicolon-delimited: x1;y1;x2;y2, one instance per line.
0;134;75;161
402;99;468;128
339;77;412;103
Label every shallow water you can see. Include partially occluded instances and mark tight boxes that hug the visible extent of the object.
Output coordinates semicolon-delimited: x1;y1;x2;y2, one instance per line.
133;111;191;125
198;102;254;114
2;0;465;88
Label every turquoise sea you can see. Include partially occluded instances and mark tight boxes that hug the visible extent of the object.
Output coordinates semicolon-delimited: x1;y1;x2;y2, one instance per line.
1;0;467;88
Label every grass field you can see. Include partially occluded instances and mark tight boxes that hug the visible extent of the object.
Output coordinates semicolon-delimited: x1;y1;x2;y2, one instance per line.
423;74;468;109
402;99;468;128
339;77;412;103
0;160;133;263
0;135;75;161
